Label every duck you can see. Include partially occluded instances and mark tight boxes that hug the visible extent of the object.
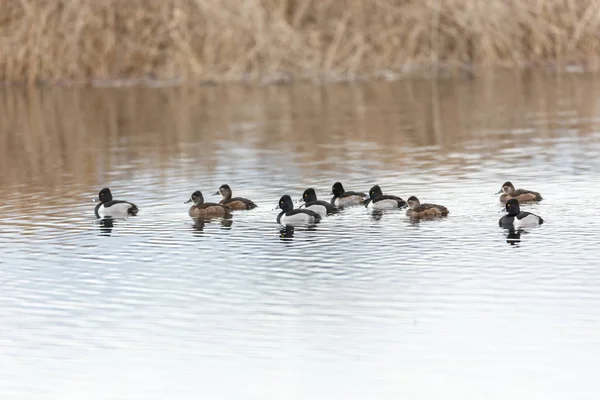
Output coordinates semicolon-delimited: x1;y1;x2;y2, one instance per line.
214;184;257;210
496;181;542;203
299;188;338;216
364;185;406;210
276;195;322;225
330;182;367;207
93;188;138;218
499;199;543;228
405;196;449;219
186;190;231;218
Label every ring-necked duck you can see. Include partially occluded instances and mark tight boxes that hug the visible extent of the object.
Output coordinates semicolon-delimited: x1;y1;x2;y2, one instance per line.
496;181;542;203
406;196;449;219
330;182;367;207
93;188;138;218
276;195;322;225
499;199;543;228
186;190;231;218
299;188;338;216
364;185;406;210
214;184;257;210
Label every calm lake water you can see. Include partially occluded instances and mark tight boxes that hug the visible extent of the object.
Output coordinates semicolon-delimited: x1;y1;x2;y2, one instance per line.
1;72;600;399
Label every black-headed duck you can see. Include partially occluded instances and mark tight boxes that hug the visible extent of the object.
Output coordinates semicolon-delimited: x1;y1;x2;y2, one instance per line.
276;195;321;225
299;188;338;216
406;196;449;219
214;184;257;210
93;188;138;218
330;182;367;207
496;181;542;204
364;185;406;210
186;190;231;218
499;199;543;228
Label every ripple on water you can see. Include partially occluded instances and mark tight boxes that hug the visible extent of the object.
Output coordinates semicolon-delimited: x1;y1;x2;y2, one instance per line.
2;77;600;399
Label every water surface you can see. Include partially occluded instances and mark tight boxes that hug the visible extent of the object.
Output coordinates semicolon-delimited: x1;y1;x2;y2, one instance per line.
1;73;600;399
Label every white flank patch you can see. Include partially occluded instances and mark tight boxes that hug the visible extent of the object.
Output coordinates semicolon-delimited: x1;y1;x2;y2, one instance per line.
514;214;541;228
98;202;133;218
305;204;328;216
280;212;315;225
368;199;399;210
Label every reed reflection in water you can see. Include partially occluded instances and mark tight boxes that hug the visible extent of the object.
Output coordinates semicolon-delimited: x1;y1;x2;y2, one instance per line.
1;72;600;399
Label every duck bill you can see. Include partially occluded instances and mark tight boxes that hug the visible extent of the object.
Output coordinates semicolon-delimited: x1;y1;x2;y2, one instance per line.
185;198;192;204
213;191;220;196
92;196;99;203
273;204;281;210
495;190;503;195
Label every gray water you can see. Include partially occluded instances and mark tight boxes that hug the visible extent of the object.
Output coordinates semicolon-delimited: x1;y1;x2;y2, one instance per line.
1;73;600;399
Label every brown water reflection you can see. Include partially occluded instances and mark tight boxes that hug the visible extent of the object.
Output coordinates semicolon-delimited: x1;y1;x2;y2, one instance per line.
1;71;599;191
2;73;600;400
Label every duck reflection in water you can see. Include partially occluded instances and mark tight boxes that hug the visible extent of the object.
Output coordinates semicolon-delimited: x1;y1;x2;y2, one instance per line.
278;224;318;243
191;217;233;236
369;210;385;221
505;228;523;246
279;225;295;241
97;217;115;236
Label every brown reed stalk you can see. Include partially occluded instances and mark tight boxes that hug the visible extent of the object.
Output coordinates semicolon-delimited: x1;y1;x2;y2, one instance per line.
1;0;599;84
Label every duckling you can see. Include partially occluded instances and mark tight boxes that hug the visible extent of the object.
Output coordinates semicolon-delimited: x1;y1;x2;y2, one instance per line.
330;182;367;207
499;199;543;228
93;188;138;218
364;185;406;210
496;181;542;204
276;195;322;225
214;184;257;210
405;196;449;219
186;190;231;218
299;188;338;216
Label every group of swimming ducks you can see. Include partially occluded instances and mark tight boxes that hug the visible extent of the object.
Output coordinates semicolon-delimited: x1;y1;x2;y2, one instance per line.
93;181;544;228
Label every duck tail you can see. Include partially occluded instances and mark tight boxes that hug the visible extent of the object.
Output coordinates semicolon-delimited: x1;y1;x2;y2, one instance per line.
129;203;139;215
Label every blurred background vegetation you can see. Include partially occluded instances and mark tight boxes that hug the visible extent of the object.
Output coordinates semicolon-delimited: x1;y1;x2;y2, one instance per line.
2;0;600;84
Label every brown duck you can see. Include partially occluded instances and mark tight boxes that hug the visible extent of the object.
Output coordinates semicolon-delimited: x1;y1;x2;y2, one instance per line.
406;196;449;219
186;190;231;218
214;184;257;210
496;181;542;204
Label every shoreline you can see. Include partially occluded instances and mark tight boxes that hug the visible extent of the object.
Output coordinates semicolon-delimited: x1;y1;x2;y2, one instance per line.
0;61;597;88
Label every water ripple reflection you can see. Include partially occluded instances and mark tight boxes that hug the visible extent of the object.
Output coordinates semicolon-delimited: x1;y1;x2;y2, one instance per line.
2;74;600;399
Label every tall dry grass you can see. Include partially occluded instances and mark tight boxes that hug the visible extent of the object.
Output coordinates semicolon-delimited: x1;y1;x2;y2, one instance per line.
2;0;600;84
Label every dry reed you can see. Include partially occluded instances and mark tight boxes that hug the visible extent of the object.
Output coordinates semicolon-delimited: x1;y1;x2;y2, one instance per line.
2;0;600;84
